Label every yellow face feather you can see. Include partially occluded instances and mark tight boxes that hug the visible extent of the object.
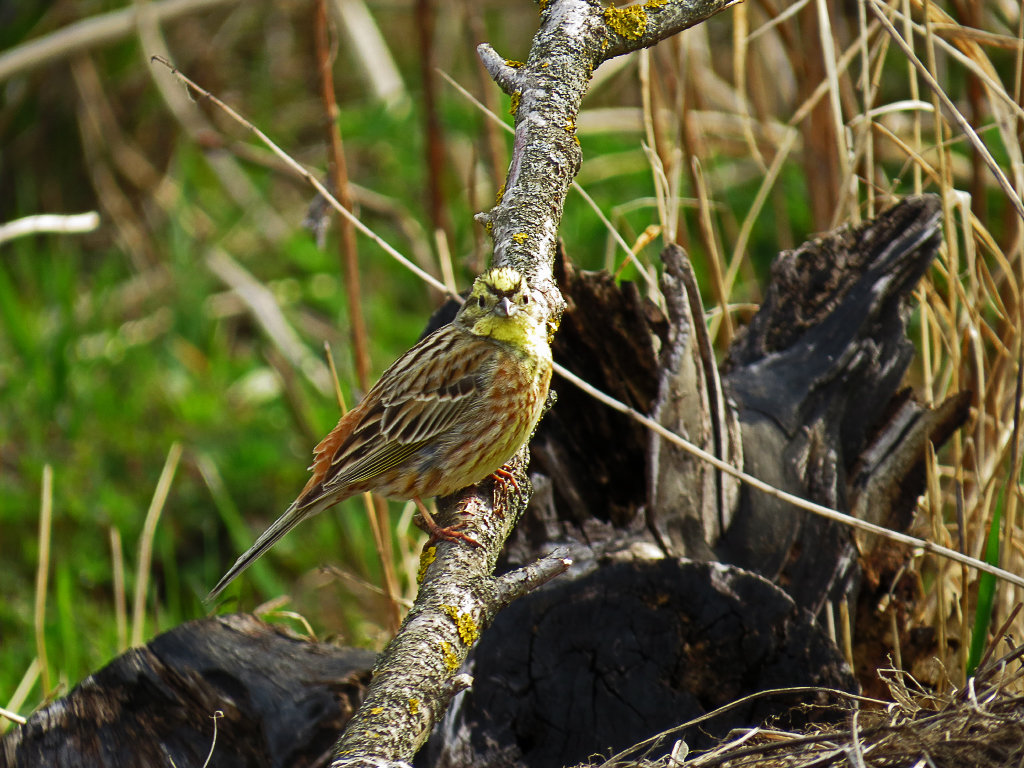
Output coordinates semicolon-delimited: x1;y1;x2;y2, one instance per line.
456;268;550;361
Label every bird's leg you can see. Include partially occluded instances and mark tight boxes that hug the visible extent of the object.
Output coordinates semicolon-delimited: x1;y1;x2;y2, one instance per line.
414;497;482;548
488;463;520;517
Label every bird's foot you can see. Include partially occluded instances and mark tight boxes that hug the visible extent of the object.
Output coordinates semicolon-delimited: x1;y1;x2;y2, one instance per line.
414;497;482;548
426;520;482;548
489;463;520;517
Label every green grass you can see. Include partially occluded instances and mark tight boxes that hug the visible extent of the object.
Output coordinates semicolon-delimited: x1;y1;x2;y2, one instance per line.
2;0;1023;724
0;3;657;704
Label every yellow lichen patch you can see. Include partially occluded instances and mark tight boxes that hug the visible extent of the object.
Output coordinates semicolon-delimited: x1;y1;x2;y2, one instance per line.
456;612;480;645
564;119;576;133
495;183;506;205
604;0;664;39
546;317;561;345
486;266;523;293
440;640;460;672
509;91;521;116
505;59;524;69
440;604;481;646
408;699;420;716
370;706;384;715
513;232;529;245
418;545;437;584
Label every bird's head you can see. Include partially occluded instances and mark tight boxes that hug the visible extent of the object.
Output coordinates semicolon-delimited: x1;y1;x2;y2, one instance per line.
456;267;548;353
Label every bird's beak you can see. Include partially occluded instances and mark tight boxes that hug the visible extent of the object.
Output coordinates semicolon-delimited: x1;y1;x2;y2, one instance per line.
495;297;516;318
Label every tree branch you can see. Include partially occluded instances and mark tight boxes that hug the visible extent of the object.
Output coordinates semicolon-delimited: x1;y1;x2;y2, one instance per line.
331;452;571;766
480;0;735;319
331;1;734;763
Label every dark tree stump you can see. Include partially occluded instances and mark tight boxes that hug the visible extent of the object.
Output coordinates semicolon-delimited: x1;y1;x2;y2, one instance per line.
429;558;854;768
719;195;966;616
2;614;374;768
431;195;966;765
5;197;967;768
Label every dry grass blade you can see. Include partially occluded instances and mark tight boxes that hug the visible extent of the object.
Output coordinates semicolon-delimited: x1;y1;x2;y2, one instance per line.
0;706;27;728
33;465;53;698
659;641;1024;768
595;685;883;767
130;442;182;647
329;0;407;109
0;212;100;245
0;0;238;83
869;0;1024;223
691;157;734;346
1;660;39;733
109;527;128;653
206;249;333;396
314;0;372;393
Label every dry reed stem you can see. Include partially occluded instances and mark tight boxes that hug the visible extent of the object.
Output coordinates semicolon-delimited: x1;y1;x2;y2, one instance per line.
314;0;372;393
0;213;100;244
33;466;53;698
109;527;128;653
692;157;734;346
151;56;453;296
0;0;238;83
130;442;182;648
2;660;40;733
314;0;399;634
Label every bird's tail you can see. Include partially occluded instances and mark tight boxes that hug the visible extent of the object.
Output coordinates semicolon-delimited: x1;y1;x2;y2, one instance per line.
206;496;327;602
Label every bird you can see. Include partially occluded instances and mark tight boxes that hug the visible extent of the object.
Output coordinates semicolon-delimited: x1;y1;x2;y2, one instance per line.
208;266;553;600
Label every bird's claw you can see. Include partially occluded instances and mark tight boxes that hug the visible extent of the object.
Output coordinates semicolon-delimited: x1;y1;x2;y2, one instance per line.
425;519;482;548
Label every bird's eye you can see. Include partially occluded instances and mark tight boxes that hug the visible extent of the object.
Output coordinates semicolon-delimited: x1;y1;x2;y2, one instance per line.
477;295;486;308
519;293;530;305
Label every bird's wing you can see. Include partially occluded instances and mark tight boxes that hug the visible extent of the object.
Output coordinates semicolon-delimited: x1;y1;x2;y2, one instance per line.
207;328;498;600
321;327;495;490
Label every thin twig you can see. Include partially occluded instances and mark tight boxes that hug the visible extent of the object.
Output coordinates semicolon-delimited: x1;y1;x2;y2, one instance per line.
150;55;453;297
436;67;660;296
553;361;1024;591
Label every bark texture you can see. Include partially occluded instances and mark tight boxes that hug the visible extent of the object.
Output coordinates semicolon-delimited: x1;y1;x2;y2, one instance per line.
2;614;374;768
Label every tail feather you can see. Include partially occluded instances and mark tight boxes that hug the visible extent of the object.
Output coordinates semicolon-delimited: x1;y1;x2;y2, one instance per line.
207;497;327;602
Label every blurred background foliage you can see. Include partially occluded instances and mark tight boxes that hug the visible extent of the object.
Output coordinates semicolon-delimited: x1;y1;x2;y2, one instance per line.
2;0;1023;722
